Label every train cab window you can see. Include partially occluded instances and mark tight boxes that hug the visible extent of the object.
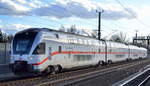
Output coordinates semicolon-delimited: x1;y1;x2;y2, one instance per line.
33;43;45;54
13;31;38;54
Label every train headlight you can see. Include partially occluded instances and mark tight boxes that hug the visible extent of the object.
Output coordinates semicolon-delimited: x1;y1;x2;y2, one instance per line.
10;56;14;60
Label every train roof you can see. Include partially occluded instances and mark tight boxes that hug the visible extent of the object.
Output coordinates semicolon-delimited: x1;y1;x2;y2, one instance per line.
16;28;147;50
17;28;104;40
128;45;147;50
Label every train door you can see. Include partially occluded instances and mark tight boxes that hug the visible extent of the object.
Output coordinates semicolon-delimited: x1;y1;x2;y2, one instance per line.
65;46;73;68
102;40;107;63
92;48;96;64
67;47;73;58
106;41;112;62
48;47;52;60
128;45;130;59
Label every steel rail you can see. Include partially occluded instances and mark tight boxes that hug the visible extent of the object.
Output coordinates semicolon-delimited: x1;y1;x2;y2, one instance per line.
0;59;149;86
36;59;150;86
138;75;150;86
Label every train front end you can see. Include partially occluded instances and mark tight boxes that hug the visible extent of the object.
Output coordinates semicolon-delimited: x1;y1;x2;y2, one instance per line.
9;29;46;74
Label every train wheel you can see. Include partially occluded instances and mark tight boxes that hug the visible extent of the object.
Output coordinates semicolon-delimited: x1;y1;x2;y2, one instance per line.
45;67;51;75
41;67;51;76
129;58;132;61
126;58;130;62
51;65;61;74
57;65;62;73
139;57;142;59
50;66;56;74
97;61;105;66
107;60;113;64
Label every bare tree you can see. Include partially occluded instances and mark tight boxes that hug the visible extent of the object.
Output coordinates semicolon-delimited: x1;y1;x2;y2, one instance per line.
67;25;78;34
110;32;129;43
7;34;14;43
59;25;66;32
0;29;14;43
91;30;98;38
2;33;7;43
0;29;3;42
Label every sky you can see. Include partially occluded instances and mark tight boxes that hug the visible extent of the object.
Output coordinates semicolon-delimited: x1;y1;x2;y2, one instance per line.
0;0;150;41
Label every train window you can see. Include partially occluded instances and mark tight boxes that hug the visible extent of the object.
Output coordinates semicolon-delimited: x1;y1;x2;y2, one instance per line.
79;39;82;44
109;49;112;52
58;46;62;53
33;43;45;54
83;40;85;44
88;40;91;45
86;40;88;45
81;39;84;44
71;39;74;43
55;34;59;38
73;38;77;43
13;31;37;54
74;55;92;61
86;40;89;45
102;41;105;44
99;49;101;52
16;40;30;52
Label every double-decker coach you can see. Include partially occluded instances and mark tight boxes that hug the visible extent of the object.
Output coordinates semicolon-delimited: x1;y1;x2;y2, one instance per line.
9;28;147;75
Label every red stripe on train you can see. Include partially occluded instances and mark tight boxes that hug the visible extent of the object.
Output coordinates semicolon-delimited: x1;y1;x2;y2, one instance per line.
32;51;144;65
32;57;49;65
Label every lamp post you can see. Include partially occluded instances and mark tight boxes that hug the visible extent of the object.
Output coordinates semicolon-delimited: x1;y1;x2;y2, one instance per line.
96;10;104;40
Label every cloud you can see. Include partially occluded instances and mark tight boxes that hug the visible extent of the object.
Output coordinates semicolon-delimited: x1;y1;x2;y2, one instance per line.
0;20;2;23
31;0;137;20
16;0;27;4
0;0;30;16
26;0;44;8
0;0;137;20
10;24;31;30
0;24;31;34
138;6;150;20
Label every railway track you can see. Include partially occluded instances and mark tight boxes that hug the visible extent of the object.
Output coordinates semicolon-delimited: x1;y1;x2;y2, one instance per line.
138;75;150;86
117;65;150;86
0;59;150;86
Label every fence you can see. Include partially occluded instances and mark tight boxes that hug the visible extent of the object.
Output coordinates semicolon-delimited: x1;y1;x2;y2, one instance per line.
0;43;10;64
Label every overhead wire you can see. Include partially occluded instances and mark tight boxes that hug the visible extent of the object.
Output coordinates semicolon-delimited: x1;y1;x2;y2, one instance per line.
115;0;150;30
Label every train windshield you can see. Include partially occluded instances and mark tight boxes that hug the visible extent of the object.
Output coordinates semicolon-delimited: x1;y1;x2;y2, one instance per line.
13;31;37;54
16;40;30;52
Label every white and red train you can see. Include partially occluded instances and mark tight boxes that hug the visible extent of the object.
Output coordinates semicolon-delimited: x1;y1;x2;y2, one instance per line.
9;28;147;74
